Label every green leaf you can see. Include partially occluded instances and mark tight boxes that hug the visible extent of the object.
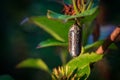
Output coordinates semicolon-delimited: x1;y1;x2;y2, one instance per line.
16;58;49;72
84;40;104;51
81;8;99;24
77;65;90;79
109;43;118;50
67;52;103;78
81;9;99;45
84;40;118;51
47;6;98;22
0;75;14;80
64;0;72;4
30;16;74;42
37;39;68;48
92;0;100;8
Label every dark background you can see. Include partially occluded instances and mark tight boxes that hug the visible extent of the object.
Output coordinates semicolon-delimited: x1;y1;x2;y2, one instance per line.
0;0;63;80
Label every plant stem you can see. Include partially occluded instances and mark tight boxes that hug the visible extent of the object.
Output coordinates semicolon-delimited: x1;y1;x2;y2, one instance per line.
86;0;93;10
72;0;79;14
96;26;120;54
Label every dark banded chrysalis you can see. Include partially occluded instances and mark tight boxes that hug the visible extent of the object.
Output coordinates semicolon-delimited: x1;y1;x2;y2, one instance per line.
68;23;82;57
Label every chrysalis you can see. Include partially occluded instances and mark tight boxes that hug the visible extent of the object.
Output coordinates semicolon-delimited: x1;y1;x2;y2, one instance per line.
68;23;82;57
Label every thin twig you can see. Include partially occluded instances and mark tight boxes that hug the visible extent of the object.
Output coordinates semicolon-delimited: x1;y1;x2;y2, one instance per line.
96;26;120;54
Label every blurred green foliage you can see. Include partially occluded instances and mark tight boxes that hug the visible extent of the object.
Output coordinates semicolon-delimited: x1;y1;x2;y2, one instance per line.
0;75;14;80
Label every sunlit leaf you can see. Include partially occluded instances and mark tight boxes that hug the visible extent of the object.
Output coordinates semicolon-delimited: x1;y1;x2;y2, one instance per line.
0;75;14;80
16;58;49;72
37;39;68;48
47;6;98;22
67;52;103;78
30;16;74;42
77;65;90;79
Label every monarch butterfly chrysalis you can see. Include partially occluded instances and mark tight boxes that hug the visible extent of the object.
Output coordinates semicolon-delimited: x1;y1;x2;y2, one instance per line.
68;22;82;57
